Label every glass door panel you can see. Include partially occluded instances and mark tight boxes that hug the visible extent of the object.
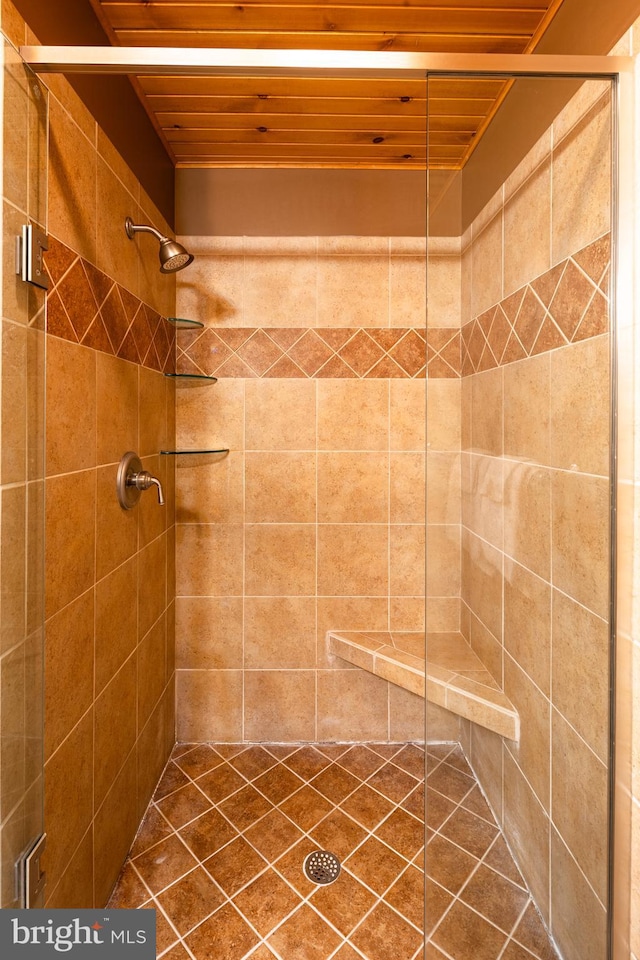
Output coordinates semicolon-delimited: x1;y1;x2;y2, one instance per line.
426;73;614;960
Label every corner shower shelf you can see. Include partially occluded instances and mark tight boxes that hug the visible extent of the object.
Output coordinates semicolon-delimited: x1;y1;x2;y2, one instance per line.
327;630;519;742
167;317;205;329
164;373;217;384
160;449;229;456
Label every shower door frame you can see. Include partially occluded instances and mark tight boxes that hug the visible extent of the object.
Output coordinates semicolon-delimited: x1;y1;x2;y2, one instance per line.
19;45;634;959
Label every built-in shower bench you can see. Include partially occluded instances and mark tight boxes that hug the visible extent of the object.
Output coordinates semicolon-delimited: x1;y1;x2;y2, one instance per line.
327;631;519;741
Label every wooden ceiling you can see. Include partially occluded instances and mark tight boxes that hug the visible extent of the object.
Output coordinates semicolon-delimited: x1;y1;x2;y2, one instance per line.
89;0;567;169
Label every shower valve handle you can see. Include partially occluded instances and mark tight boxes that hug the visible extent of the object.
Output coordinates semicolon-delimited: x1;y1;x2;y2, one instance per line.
129;470;165;505
116;451;165;510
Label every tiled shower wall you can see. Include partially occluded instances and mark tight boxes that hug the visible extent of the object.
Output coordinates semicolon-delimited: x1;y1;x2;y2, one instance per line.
1;0;177;908
174;237;462;743
457;80;612;960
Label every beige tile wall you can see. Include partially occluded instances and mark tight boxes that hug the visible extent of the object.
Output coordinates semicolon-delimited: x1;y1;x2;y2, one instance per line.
456;80;613;960
0;1;177;908
175;238;459;744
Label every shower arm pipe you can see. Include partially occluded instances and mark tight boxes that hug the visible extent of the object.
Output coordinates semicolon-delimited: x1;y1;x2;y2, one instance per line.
125;220;167;244
19;46;632;79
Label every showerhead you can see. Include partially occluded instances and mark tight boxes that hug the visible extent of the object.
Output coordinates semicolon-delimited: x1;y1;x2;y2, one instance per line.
125;217;194;273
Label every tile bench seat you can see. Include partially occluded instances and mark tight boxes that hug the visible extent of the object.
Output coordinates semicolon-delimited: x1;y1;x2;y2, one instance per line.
327;630;519;741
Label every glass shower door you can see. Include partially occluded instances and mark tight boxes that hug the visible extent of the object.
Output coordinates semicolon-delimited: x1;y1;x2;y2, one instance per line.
425;72;615;960
0;38;47;908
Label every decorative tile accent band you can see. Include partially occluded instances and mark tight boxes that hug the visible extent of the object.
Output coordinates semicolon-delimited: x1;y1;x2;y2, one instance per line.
177;325;461;379
461;233;610;376
44;237;175;373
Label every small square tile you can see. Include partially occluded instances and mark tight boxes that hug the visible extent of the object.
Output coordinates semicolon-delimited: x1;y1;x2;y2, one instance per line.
185;904;259;960
279;785;334;832
130;807;174;858
179;809;238;862
243;809;304;861
233;868;302;937
284;747;333;780
438;806;498;860
311;765;361;804
483;836;527;889
340;784;395;831
204;836;268;897
230;745;279;781
267;904;342;960
133;835;198;895
196;763;247;804
157;867;225;936
219;785;274;831
375;808;424;861
431;898;507;960
350;901;423;960
174;745;223;780
253;764;305;805
392;744;426;780
344;836;407;896
273;838;321;897
336;745;386;781
426;834;479;895
402;783;426;821
309;869;376;936
309;810;368;862
154;763;190;800
425;786;455;831
459;864;529;934
424;877;454;936
107;863;150;908
156;784;212;830
385;864;426;930
367;763;420;804
427;763;474;804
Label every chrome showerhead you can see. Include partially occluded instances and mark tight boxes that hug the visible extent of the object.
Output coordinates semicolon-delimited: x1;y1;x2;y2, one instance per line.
125;217;194;273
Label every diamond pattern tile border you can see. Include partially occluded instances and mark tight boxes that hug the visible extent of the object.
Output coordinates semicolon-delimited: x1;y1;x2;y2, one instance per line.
178;326;440;380
44;237;176;373
461;232;610;376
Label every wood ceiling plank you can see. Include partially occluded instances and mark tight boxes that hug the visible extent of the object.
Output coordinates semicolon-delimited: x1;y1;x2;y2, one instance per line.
157;111;479;132
157;111;430;129
165;127;430;143
144;94;494;117
100;0;552;10
144;95;425;115
139;75;429;97
100;1;547;32
175;143;424;163
138;76;503;99
110;29;530;51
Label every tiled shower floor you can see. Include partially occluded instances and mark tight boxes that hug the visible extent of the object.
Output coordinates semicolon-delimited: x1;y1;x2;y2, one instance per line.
109;742;559;960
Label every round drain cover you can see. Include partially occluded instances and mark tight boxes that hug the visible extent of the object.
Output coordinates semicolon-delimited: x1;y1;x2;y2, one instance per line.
303;850;341;885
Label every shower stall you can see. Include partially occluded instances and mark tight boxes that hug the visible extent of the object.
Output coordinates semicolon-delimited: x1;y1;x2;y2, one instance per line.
1;23;635;960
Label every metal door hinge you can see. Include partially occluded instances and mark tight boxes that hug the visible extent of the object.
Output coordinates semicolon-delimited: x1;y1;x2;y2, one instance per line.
16;223;49;289
17;833;47;907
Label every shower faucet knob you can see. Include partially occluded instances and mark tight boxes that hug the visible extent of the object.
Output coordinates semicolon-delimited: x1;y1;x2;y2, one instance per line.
116;451;165;510
131;470;165;505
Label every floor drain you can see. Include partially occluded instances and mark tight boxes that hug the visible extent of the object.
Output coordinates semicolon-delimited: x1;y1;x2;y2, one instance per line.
303;850;341;885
